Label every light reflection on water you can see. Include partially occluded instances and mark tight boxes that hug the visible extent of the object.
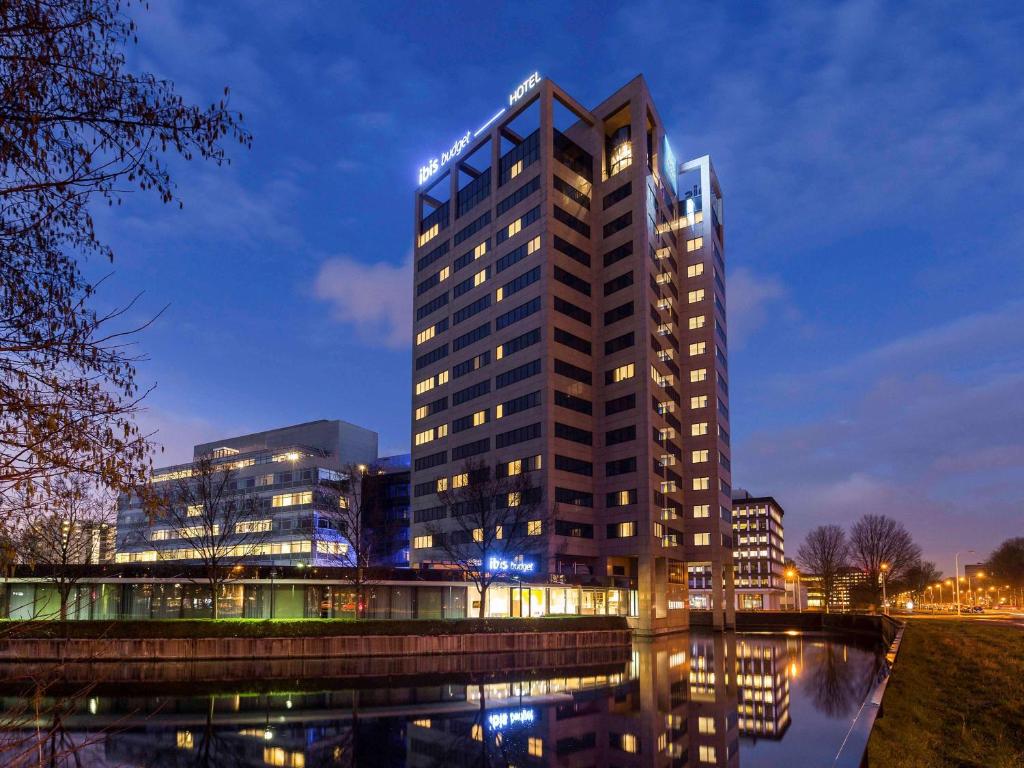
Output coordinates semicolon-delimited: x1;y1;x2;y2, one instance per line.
0;631;882;767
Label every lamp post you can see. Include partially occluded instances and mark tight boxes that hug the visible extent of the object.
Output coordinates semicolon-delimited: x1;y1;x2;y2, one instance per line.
785;568;802;613
954;550;974;617
880;563;890;616
269;568;277;618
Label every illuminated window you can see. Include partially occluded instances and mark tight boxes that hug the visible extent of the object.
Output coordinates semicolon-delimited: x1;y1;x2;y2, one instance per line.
656;298;673;310
699;745;717;763
655;272;671;285
437;424;448;437
186;504;203;517
496;525;503;540
415;377;435;395
613;521;637;538
472;410;487;426
692;449;709;463
416;326;436;346
413;535;433;549
272;492;311;508
507;459;522;476
620;733;638;753
693;477;710;491
439;266;450;281
235;519;272;534
507;218;522;239
692;422;708;436
691;395;708;409
690;368;708;383
473;527;484;542
693;504;710;518
151;529;172;541
412;719;431;728
176;730;194;749
495;402;504;416
453;473;469;488
527;235;541;254
418;223;439;246
414;428;435;446
658;427;676;440
660;480;676;493
689;314;706;330
694;532;711;546
528;519;542;536
528;737;543;757
509;159;523;179
688;289;705;304
614;490;632;506
472;724;483;741
495;287;504;302
689;342;706;356
687;263;704;278
473;269;487;287
415;405;428;420
610;363;634;382
436;477;448;492
474;241;487;259
508;491;521;507
687;236;704;252
438;370;449;385
609;140;632;176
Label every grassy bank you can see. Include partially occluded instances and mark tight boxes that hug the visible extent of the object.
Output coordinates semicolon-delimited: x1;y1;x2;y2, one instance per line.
0;615;627;640
868;619;1024;768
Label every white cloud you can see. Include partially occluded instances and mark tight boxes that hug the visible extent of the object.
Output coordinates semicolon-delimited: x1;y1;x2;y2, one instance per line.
314;256;412;349
727;267;788;348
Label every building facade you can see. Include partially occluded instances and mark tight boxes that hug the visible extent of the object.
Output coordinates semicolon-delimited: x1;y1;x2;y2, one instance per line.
730;494;785;610
363;454;412;568
409;74;733;632
115;420;378;566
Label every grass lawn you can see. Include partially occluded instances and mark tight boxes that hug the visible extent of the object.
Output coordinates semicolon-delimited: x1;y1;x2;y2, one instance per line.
868;618;1024;768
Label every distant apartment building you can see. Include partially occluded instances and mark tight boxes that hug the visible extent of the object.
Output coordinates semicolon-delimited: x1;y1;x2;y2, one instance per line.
804;567;867;612
115;420;378;566
78;521;116;564
730;493;785;610
409;73;733;632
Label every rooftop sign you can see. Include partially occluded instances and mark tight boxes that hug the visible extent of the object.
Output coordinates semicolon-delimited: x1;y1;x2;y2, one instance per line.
418;72;542;186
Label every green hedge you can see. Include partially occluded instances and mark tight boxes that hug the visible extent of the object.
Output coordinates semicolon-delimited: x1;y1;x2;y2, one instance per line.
0;615;628;640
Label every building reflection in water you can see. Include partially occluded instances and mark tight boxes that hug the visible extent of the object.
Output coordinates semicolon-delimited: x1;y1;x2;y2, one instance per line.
0;632;882;767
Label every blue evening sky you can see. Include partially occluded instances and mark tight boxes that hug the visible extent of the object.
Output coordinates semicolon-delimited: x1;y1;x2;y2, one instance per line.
91;1;1024;571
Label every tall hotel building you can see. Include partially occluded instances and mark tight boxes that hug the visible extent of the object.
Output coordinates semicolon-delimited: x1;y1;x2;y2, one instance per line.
410;75;734;632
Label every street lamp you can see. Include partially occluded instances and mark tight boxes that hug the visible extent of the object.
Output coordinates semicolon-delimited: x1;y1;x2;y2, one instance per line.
954;550;974;617
785;568;802;613
880;563;890;615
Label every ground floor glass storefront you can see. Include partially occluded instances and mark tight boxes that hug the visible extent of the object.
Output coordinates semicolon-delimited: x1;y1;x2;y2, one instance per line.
1;579;633;621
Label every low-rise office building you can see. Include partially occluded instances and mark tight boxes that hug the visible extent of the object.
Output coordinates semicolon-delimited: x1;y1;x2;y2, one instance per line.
731;493;785;610
115;420;378;566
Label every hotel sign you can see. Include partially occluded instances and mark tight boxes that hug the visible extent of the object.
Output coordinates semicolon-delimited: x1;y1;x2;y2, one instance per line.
487;555;535;574
418;72;543;185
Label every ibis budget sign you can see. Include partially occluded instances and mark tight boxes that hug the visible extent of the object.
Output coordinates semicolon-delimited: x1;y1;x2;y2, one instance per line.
418;72;542;185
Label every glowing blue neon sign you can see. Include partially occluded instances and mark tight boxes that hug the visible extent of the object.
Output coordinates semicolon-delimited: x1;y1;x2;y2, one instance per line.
487;556;535;574
418;72;542;186
487;707;536;731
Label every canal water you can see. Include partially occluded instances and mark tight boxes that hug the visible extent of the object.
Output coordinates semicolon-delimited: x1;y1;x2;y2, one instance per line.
0;630;883;767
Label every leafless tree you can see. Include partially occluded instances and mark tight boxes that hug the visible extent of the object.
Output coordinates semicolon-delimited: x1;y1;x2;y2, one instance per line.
317;463;385;619
18;474;115;620
1;0;251;507
848;514;921;601
145;457;269;618
797;525;849;614
425;459;547;618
